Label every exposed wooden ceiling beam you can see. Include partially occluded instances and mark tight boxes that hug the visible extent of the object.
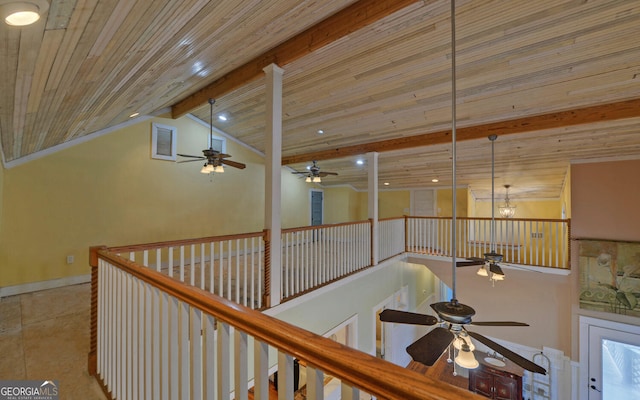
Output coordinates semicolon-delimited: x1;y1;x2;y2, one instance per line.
281;98;640;165
171;0;423;118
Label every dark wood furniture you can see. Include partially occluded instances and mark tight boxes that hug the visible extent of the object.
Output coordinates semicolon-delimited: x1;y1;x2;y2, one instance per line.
407;351;524;399
468;357;523;400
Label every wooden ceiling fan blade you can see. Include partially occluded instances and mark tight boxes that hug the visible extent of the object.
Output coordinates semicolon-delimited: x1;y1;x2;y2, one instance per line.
470;321;529;327
318;172;338;177
466;331;546;375
456;260;485;267
217;153;232;158
177;153;205;158
177;158;206;163
221;159;246;169
489;263;505;275
406;327;453;366
379;309;438;326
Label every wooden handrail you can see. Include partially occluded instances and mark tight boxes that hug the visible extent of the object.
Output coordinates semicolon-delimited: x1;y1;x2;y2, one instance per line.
106;231;266;253
409;216;571;223
93;248;480;400
281;220;371;234
379;216;404;222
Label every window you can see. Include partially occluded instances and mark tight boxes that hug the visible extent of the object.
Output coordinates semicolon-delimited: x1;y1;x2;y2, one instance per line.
151;123;177;160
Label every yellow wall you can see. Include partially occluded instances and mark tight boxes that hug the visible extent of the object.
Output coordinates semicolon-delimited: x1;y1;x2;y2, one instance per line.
436;188;468;217
333;189;411;221
323;186;363;223
0;163;3;236
378;191;410;218
0;116;310;287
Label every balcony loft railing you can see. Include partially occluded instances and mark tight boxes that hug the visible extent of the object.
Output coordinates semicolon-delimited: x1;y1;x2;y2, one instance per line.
100;217;570;309
88;247;479;400
406;216;571;269
89;216;569;399
106;231;268;309
281;220;371;301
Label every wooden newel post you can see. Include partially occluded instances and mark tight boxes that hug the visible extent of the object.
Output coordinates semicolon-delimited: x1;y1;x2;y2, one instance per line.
262;229;272;308
88;245;106;376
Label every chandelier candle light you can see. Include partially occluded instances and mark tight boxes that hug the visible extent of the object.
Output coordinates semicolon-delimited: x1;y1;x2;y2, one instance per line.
499;184;516;218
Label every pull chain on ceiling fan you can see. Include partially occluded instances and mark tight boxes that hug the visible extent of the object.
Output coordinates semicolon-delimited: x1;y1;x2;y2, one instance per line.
378;0;545;376
177;98;246;173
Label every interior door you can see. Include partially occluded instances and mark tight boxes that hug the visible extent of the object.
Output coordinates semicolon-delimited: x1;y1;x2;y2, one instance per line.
587;324;640;399
311;190;323;226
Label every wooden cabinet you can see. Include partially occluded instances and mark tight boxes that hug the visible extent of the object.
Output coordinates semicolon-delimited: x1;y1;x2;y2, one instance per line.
469;358;523;400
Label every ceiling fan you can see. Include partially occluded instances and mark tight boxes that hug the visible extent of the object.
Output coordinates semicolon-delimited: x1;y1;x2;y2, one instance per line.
379;0;546;376
456;134;507;282
291;160;338;183
177;98;246;173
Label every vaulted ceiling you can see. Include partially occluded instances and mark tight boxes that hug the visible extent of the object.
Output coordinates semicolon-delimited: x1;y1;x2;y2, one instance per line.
2;0;640;201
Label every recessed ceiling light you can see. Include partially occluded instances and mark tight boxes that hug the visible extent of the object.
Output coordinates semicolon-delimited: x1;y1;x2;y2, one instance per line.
129;112;139;118
432;178;439;183
1;0;49;26
317;129;324;135
384;182;390;186
218;114;227;121
356;159;364;165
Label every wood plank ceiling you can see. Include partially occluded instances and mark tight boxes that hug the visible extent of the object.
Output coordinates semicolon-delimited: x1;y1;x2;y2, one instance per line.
1;0;640;201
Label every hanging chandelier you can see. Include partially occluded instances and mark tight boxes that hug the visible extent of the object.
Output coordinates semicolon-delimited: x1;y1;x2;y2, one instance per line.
499;184;516;218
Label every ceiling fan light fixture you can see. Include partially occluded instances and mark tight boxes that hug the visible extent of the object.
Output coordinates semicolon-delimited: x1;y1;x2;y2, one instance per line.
305;176;312;183
214;164;224;173
476;265;489;277
491;272;505;281
200;164;209;174
1;0;47;26
454;343;479;369
312;176;321;183
499;184;516;218
453;334;475;351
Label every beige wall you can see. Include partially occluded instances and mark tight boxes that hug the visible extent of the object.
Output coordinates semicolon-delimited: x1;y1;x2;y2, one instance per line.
560;167;571;218
0;116;311;287
570;159;640;358
420;258;572;353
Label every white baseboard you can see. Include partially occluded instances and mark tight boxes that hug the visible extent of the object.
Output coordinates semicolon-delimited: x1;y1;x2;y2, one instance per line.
0;274;91;298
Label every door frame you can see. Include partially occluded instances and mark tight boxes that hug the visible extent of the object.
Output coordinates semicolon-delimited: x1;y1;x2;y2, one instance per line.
309;188;324;226
579;315;640;399
372;294;395;360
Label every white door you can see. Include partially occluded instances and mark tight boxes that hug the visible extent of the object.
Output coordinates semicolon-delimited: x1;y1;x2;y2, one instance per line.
584;319;640;399
411;189;435;216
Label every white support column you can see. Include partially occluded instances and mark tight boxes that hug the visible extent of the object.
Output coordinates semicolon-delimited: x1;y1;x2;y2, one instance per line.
264;63;284;306
367;152;379;265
